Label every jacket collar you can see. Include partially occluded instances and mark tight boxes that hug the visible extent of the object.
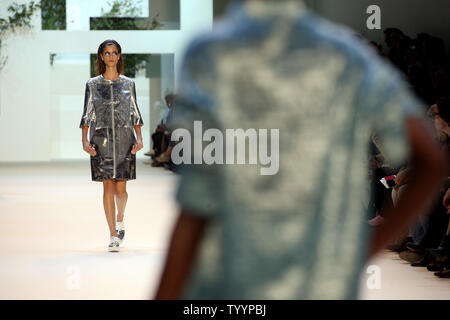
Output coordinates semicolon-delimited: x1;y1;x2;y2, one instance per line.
227;0;306;20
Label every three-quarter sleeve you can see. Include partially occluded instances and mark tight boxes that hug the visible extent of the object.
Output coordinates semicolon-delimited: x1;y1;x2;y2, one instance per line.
130;80;144;126
79;81;96;128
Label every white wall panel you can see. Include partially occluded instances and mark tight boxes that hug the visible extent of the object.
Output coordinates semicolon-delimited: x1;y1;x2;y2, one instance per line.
0;0;213;162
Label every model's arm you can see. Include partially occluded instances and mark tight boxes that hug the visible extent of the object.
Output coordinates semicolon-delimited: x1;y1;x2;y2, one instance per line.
81;126;96;156
369;116;448;258
153;209;208;300
131;125;144;154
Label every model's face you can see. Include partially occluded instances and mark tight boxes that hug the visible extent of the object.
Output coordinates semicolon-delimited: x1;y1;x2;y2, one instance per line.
435;114;450;135
430;104;450;135
102;45;120;67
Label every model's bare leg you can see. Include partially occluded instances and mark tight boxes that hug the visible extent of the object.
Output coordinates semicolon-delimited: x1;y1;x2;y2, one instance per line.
115;180;128;222
103;180;119;237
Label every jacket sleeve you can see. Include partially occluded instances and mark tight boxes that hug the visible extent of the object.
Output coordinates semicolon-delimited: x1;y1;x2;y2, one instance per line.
130;80;144;126
79;81;96;128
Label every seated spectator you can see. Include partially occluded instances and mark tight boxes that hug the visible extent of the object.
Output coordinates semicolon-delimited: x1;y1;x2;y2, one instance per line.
145;93;175;160
371;27;450;274
423;37;449;102
393;102;448;257
392;165;423;247
407;62;434;106
384;27;410;73
367;133;396;227
429;98;450;268
402;98;450;271
153;94;179;170
431;98;450;278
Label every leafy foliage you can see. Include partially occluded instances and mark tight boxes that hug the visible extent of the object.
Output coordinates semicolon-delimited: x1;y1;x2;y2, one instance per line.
40;0;66;30
90;0;163;77
0;1;40;71
90;0;163;31
0;0;162;74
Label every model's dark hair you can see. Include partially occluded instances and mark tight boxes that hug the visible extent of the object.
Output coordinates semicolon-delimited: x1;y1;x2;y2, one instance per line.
96;39;124;76
437;96;450;124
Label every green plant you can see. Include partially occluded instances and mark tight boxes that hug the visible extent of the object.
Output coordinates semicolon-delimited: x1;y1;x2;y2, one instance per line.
41;0;66;30
39;0;65;66
0;1;40;71
90;0;163;77
105;0;142;17
92;0;163;30
49;53;56;66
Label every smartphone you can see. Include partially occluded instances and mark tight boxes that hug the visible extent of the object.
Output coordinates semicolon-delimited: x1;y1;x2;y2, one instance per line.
380;175;397;189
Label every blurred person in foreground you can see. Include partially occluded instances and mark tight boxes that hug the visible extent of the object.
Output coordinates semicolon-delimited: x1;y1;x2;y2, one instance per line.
154;0;447;299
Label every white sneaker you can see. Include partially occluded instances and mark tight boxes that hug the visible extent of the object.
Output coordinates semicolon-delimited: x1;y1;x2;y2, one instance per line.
116;221;125;244
108;236;120;252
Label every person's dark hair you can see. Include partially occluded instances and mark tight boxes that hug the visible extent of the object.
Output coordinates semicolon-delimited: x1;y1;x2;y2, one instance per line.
425;37;446;64
384;27;403;35
96;39;124;76
436;97;450;124
384;27;404;48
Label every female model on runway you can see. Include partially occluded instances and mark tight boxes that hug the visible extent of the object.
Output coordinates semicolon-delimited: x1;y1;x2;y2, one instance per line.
79;39;144;252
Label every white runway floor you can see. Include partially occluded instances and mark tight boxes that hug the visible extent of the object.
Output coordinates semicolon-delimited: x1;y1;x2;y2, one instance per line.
0;161;449;300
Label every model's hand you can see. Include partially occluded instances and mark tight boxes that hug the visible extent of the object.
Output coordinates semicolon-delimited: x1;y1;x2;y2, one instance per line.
394;168;408;186
83;141;96;156
131;139;143;154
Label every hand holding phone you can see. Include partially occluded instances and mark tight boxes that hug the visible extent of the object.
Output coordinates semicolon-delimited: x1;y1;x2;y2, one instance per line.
380;175;397;189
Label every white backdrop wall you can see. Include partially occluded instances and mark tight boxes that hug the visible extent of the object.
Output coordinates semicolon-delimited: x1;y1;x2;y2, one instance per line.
0;0;213;162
